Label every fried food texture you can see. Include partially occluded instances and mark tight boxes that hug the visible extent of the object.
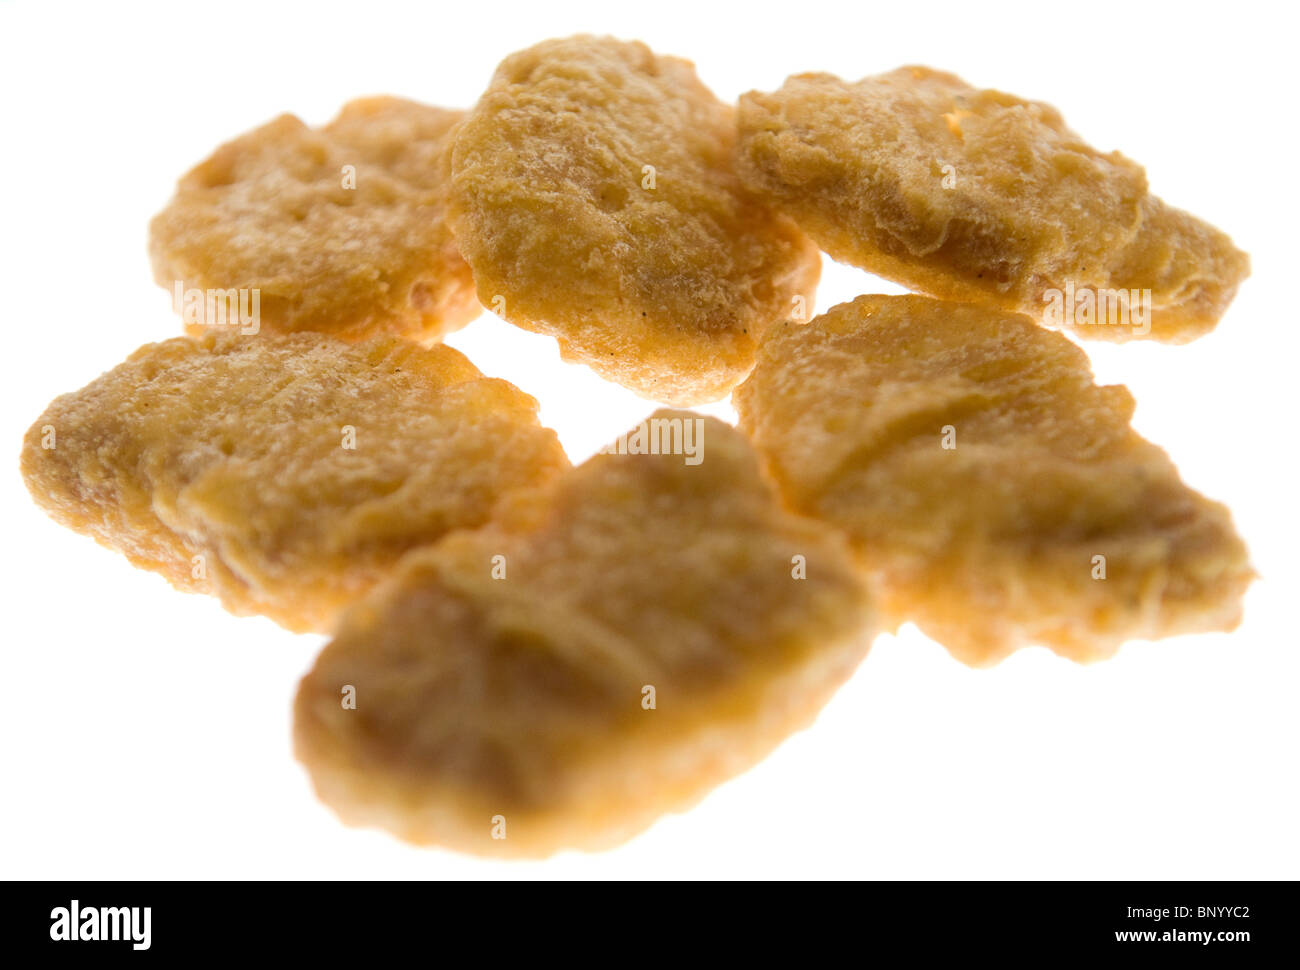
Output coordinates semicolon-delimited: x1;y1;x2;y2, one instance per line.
293;412;875;855
447;36;821;405
20;334;570;633
733;295;1253;666
736;68;1249;342
149;97;479;342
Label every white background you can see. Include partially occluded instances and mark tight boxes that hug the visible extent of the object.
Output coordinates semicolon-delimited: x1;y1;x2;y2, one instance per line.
1;0;1295;880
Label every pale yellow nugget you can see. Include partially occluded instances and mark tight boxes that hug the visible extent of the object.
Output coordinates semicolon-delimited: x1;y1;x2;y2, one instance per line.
734;295;1253;666
294;412;875;856
20;334;569;633
150;97;479;342
737;68;1249;342
448;36;821;405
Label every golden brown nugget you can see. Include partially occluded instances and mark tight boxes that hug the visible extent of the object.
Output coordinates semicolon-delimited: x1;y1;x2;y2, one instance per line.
733;295;1253;667
150;97;479;342
447;36;821;405
321;96;465;191
736;68;1249;342
20;334;569;633
294;412;874;856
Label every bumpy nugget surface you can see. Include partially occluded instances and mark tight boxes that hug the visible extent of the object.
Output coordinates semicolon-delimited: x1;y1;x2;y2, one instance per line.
737;69;1249;342
150;97;479;342
294;413;874;856
20;334;569;633
448;36;821;405
734;295;1253;666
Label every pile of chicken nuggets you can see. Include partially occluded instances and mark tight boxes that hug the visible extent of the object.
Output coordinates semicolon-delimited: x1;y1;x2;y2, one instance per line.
20;35;1253;857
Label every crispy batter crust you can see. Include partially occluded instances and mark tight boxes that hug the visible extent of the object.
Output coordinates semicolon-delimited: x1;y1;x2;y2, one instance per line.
737;69;1249;342
734;295;1253;665
20;334;569;632
448;36;821;405
150;97;479;342
294;413;874;855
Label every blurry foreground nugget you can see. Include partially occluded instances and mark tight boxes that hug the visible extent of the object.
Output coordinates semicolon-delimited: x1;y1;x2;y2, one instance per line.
150;96;479;342
21;334;569;633
448;36;821;405
733;295;1253;666
737;68;1249;342
294;412;875;855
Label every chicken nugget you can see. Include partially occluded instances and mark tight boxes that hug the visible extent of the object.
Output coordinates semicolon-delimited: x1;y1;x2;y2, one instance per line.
733;295;1253;666
150;97;479;342
447;36;821;405
20;334;569;633
736;68;1249;342
294;412;874;855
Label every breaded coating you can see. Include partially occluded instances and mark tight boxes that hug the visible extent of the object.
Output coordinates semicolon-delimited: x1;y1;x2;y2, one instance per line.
150;97;479;342
20;334;569;633
448;36;821;405
321;96;464;191
294;412;874;856
733;295;1253;666
736;68;1249;342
